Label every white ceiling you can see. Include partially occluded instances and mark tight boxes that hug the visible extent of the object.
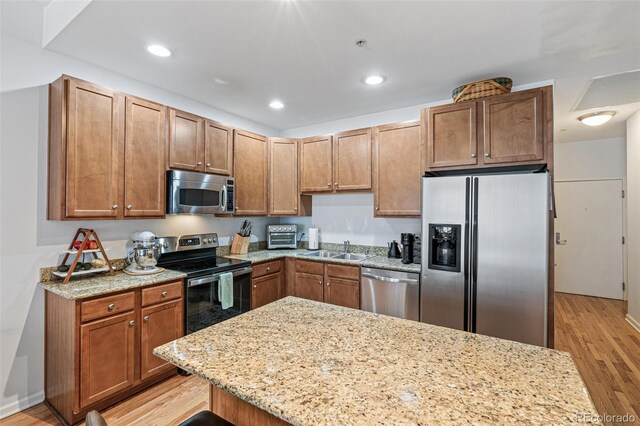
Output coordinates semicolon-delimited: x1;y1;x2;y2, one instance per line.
5;0;640;138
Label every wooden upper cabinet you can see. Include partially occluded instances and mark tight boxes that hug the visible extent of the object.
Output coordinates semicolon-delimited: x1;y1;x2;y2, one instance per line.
333;128;372;191
123;96;166;218
233;129;268;215
482;89;544;164
140;300;183;381
204;120;233;175
269;138;299;215
300;135;333;192
373;121;422;217
168;109;204;172
80;311;135;408
60;77;123;219
426;101;478;169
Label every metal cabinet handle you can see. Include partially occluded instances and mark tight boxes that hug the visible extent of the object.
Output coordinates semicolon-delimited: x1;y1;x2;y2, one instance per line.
112;204;118;209
143;316;149;322
162;291;168;297
471;153;477;158
129;320;135;326
108;303;115;311
555;232;567;245
484;152;490;157
127;205;133;210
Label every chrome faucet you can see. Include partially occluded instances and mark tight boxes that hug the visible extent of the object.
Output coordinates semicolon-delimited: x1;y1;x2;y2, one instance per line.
344;240;350;253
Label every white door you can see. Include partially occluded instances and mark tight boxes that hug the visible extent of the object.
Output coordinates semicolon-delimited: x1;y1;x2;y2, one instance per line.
554;179;624;299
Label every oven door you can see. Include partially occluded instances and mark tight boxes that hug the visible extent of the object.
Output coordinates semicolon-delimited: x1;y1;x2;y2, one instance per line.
268;232;297;249
168;175;230;215
185;267;252;334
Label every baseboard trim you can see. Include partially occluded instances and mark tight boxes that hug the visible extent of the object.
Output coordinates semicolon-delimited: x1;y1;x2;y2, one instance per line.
0;391;44;420
626;314;640;333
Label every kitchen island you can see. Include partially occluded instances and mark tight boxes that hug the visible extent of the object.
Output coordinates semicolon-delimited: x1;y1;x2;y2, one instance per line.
154;297;599;425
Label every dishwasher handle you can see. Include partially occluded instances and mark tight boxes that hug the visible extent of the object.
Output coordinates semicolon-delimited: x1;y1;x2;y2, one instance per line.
361;273;419;285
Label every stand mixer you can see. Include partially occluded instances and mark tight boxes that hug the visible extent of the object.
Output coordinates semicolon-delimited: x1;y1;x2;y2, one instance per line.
125;231;163;275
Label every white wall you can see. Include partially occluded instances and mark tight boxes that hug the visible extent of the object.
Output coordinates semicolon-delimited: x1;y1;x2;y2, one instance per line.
0;34;277;418
554;137;627;181
627;111;640;329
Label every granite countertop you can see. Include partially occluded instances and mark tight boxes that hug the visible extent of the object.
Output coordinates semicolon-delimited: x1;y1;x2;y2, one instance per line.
224;249;421;273
38;269;187;300
154;297;598;426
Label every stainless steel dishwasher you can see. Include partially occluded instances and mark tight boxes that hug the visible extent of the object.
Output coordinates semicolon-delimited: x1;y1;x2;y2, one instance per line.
360;268;420;321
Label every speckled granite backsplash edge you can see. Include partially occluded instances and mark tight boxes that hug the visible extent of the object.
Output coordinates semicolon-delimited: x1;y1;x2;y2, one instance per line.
39;240;394;282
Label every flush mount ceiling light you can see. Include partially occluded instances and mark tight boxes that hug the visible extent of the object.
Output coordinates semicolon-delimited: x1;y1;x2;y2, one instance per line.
269;100;284;109
364;75;385;86
147;44;171;57
577;111;616;126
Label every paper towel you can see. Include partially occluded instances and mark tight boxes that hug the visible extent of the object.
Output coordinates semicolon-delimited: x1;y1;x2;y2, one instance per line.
308;225;319;250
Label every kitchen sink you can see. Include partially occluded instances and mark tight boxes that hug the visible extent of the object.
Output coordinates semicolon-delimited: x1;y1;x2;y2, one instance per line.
300;250;342;258
330;253;375;261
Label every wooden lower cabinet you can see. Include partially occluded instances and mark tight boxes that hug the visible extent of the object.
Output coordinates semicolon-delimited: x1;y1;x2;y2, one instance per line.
251;260;283;309
80;311;136;408
140;299;183;380
45;280;184;425
292;260;360;309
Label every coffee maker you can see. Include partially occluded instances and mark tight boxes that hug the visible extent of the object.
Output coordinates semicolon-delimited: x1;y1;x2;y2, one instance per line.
400;233;414;264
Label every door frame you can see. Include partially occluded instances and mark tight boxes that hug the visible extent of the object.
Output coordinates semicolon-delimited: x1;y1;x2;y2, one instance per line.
554;177;627;301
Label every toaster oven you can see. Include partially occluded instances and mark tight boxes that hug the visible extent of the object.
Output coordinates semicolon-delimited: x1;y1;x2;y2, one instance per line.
267;224;297;249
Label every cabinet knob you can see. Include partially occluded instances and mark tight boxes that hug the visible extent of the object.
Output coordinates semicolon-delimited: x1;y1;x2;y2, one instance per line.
112;204;118;209
129;320;135;326
326;282;330;287
197;161;203;165
143;316;149;322
471;153;477;158
327;183;331;187
375;207;379;210
253;285;257;289
484;152;490;157
334;182;338;185
206;163;211;167
294;207;297;211
127;205;133;210
318;280;322;285
108;303;115;311
266;267;270;271
162;291;168;297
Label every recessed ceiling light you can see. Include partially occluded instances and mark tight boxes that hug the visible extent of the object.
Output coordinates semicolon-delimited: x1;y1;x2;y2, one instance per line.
147;44;171;57
364;75;385;86
577;111;616;126
269;100;284;109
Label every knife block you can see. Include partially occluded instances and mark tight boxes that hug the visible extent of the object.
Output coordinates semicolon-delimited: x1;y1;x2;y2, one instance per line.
230;234;250;254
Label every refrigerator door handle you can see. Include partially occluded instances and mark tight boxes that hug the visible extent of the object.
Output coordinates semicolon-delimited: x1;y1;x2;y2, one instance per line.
470;177;479;333
464;177;471;331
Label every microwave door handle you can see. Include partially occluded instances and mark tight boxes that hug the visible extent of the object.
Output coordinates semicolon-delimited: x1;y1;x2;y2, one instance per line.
221;185;228;212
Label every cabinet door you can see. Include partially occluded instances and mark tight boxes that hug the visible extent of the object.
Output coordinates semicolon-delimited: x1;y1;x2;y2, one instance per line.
269;138;299;215
80;311;135;408
324;277;360;310
294;272;324;302
333;128;372;191
140;300;183;381
233;129;268;215
65;78;122;218
426;102;478;168
482;89;544;164
123;96;166;217
204;120;233;175
169;109;204;171
300;136;333;192
251;273;281;309
373;121;422;217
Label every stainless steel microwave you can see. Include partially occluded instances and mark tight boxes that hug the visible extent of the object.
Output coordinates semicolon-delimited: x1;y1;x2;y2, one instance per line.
167;170;234;215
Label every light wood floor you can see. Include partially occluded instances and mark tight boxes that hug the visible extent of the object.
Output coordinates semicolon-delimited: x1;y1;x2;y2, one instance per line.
3;293;639;426
555;292;640;424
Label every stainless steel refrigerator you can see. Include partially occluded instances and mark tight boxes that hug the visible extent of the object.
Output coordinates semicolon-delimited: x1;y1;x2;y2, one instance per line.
420;172;550;346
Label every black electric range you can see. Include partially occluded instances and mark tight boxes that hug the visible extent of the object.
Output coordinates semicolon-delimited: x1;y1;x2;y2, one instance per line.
155;233;252;334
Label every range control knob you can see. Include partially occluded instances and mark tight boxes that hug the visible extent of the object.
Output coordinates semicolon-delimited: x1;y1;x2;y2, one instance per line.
208;238;213;243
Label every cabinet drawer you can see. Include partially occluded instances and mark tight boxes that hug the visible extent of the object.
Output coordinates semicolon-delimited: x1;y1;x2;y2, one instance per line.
295;259;325;275
252;260;282;279
326;263;360;281
81;292;135;323
142;281;183;307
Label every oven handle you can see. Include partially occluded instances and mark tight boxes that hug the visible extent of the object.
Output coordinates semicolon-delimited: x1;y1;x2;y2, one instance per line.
188;267;252;287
